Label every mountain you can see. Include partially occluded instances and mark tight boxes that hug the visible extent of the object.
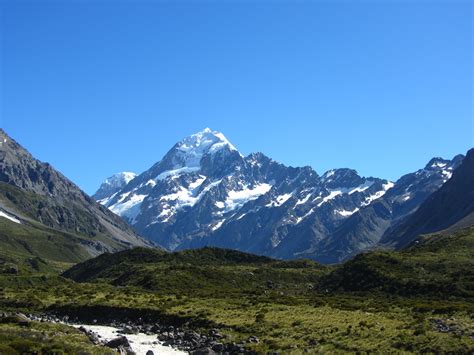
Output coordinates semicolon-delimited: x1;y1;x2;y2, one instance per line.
380;149;474;248
0;129;150;267
312;154;465;263
94;128;464;263
92;172;137;203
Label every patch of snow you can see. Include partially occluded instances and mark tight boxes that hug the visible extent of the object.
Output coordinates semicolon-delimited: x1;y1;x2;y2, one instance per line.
236;212;247;220
335;208;359;217
215;201;225;209
160;188;199;209
109;194;147;223
154;178;222;223
0;210;21;224
295;193;312;206
401;194;411;202
432;162;447;168
296;207;316;224
211;220;224;231
317;190;343;207
156;205;174;223
266;193;292;208
189;176;207;190
158;176;207;209
224;183;272;212
322;170;335;180
361;182;394;207
146;179;156;187
441;170;453;181
122;172;137;183
97;192;118;206
235;206;263;220
155;167;200;181
72;325;185;355
117;191;132;204
348;180;374;194
314;180;376;207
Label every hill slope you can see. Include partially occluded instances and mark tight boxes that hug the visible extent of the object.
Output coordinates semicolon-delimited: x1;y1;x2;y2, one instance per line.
321;226;474;298
63;246;323;295
0;129;151;267
64;225;474;300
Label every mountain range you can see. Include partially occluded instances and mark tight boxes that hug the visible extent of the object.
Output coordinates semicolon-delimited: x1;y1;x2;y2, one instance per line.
94;128;469;263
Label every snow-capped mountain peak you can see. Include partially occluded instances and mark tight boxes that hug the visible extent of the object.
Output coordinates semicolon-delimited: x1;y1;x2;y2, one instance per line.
107;172;137;186
93;172;137;201
170;128;240;169
419;155;464;183
425;157;450;170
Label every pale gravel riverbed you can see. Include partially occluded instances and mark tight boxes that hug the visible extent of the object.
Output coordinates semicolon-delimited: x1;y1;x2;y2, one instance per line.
73;324;187;355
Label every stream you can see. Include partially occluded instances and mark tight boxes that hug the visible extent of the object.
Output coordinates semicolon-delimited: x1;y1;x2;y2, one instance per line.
72;324;187;355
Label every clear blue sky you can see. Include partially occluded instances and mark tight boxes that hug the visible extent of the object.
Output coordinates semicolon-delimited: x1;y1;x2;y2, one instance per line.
1;0;472;194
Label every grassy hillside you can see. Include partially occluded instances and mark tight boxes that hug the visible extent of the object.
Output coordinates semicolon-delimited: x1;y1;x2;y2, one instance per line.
0;182;138;253
321;226;474;299
0;218;94;274
0;181;148;274
1;228;473;353
0;316;114;354
63;247;324;297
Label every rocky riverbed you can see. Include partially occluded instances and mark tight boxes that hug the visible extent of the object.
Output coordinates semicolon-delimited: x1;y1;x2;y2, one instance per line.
5;312;254;354
73;324;185;355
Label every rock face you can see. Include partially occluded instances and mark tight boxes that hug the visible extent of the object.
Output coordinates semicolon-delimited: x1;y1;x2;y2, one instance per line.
0;129;150;254
94;128;464;263
381;149;474;248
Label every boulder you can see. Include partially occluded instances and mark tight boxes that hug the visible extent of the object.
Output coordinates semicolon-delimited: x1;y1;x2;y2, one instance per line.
211;343;224;352
105;336;131;349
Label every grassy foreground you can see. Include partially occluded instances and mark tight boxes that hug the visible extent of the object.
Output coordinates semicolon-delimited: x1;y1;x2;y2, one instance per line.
1;228;474;353
0;317;114;354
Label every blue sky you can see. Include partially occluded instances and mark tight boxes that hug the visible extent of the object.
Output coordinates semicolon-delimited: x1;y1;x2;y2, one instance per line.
1;0;472;194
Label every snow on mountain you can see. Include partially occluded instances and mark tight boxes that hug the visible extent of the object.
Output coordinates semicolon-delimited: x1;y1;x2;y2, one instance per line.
93;128;465;263
221;183;272;212
100;129;246;231
93;172;137;203
0;210;21;224
171;128;239;168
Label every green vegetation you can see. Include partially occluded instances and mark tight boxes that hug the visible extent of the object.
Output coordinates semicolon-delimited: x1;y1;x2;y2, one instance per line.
322;227;474;298
0;182;131;262
0;218;89;275
1;227;473;353
0;316;114;354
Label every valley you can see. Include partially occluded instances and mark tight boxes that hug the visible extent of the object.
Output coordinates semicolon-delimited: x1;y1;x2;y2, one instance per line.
1;226;473;353
0;129;472;353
